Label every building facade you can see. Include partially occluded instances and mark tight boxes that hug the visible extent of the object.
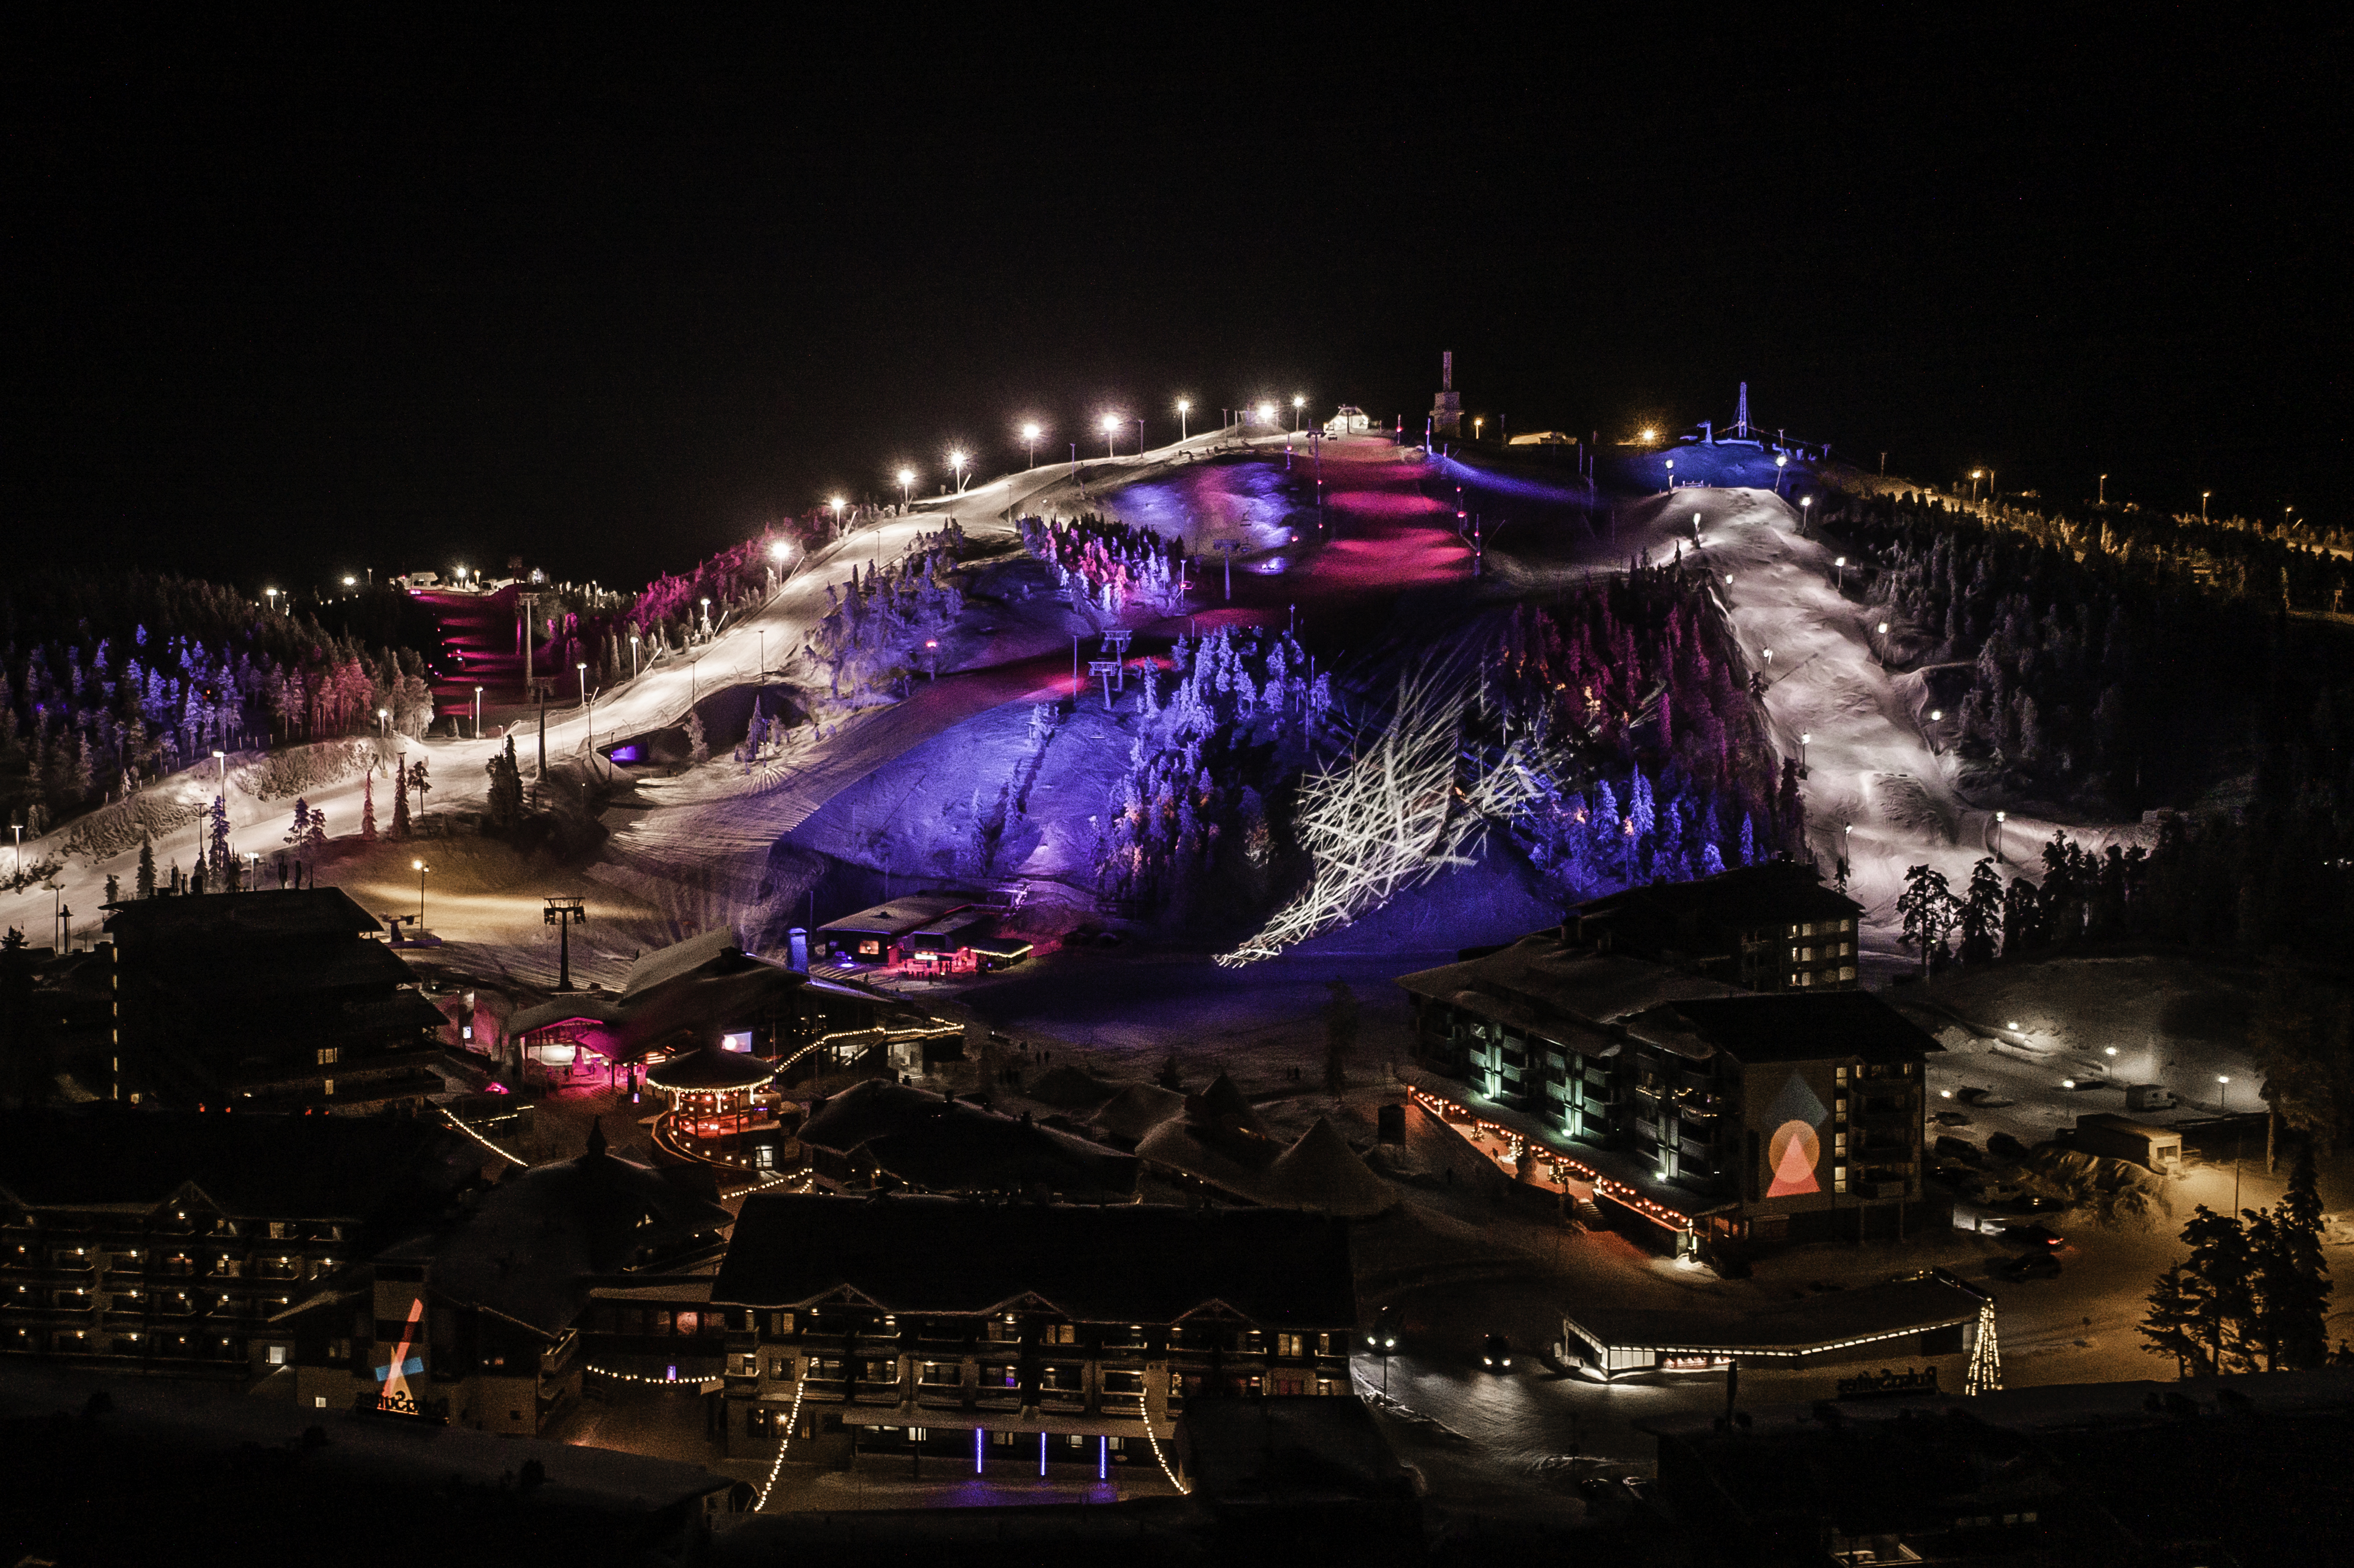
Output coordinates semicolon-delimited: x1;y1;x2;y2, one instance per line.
0;1105;480;1377
1397;933;1942;1252
708;1195;1357;1475
1569;861;1865;993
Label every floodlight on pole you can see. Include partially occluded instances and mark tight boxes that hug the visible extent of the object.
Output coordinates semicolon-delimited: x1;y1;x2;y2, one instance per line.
897;469;915;507
577;662;588;707
1257;401;1275;426
1022;424;1040;468
412;859;429;930
2200;490;2210;520
1292;395;1304;432
1100;414;1119;460
1176;400;1190;442
949;449;968;492
472;686;483;739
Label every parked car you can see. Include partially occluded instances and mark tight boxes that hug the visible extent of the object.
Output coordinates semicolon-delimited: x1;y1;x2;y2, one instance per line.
2002;1222;2067;1250
1481;1333;1514;1372
1999;1251;2063;1281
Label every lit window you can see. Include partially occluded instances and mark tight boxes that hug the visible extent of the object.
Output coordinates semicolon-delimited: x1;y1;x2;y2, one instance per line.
316;1048;339;1066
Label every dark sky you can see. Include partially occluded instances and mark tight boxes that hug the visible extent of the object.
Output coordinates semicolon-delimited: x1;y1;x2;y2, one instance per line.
6;14;2336;594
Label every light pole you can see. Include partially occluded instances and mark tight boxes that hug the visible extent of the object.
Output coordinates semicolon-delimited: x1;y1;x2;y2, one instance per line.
950;449;968;492
2201;490;2210;521
1135;416;1144;458
897;468;915;508
1101;414;1119;461
699;598;711;641
1993;809;2006;863
1292;395;1304;432
1257;402;1274;429
1970;468;1983;501
377;707;389;738
472;686;483;740
1176;401;1189;442
1800;495;1813;532
1664;458;1674;491
2219;1075;2240;1212
2098;473;2107;506
577;662;588;708
768;537;790;594
1799;732;1810;773
413;859;430;933
1774;452;1788;494
830;496;845;535
1022;424;1040;469
629;633;639;678
1834;555;1847;593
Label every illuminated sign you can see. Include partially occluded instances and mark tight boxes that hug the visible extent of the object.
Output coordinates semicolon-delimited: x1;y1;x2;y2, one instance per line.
1765;1073;1828;1198
375;1297;426;1414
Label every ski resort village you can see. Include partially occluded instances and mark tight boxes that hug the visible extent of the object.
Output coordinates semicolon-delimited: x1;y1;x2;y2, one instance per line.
6;364;2351;1564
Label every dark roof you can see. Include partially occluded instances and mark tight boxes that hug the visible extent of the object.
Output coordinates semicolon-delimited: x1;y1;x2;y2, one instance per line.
509;938;836;1062
381;1132;733;1338
1572;860;1862;928
102;888;385;942
645;1046;776;1091
0;1105;483;1219
815;894;971;939
1564;1272;1986;1355
1640;991;1944;1066
713;1194;1356;1326
801;1080;1137;1199
1178;1396;1415;1504
620;927;738;999
1394;937;1742;1044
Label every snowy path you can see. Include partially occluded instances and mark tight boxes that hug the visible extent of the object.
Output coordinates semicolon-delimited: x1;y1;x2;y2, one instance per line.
0;430;1291;948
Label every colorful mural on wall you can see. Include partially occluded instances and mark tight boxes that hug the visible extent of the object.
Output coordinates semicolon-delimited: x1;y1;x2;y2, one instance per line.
1764;1072;1828;1198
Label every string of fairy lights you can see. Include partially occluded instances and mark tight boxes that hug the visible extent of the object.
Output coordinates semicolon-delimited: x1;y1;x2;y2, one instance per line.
585;1363;719;1387
441;1109;528;1166
1139;1403;1189;1495
754;1379;810;1512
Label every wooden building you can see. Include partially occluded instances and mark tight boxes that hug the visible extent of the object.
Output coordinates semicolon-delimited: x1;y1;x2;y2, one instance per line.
708;1194;1357;1476
101;889;450;1111
1568;861;1865;992
0;1104;480;1377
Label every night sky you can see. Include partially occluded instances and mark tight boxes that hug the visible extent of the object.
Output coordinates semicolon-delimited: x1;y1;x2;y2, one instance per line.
6;14;2334;594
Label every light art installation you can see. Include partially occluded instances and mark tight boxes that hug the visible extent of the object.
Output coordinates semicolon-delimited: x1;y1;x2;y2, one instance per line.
1220;673;1560;966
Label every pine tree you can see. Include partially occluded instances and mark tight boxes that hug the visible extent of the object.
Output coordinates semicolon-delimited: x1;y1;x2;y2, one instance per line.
2252;1145;2332;1370
2002;874;2041;953
390;775;411;839
2140;1264;2209;1377
135;838;156;900
103;873;119;905
1959;857;2003;964
2178;1205;2259;1374
1897;864;1959;975
208;793;232;875
361;772;377;842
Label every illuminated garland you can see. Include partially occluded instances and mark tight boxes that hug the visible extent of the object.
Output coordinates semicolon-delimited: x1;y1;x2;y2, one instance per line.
1404;1084;1698;1234
442;1109;528;1166
586;1363;717;1386
754;1378;810;1512
1139;1403;1189;1496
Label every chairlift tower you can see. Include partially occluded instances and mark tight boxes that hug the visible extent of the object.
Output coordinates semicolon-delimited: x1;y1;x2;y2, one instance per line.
1733;382;1751;440
544;896;588;991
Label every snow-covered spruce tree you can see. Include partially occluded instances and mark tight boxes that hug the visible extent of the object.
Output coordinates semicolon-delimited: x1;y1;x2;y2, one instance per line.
685;708;709;765
135;837;156;899
360;771;377;842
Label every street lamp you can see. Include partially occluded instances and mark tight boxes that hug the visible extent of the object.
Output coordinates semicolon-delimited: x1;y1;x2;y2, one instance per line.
1640;427;1657;443
1472;416;1484;440
1993;809;2006;862
1292;395;1304;432
1176;400;1190;442
577;662;588;708
412;859;430;933
949;449;968;492
341;575;356;589
1800;496;1813;531
1100;414;1120;460
1834;555;1847;592
829;496;845;534
699;597;711;641
1799;732;1810;771
264;587;278;611
1022;423;1041;468
897;469;915;507
376;707;389;737
2098;473;2108;506
2200;490;2210;521
472;686;483;740
1775;452;1789;494
1257;401;1274;426
1664;458;1675;490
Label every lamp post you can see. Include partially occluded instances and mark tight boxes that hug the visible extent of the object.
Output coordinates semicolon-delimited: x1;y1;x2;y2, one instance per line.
1292;395;1304;432
1257;402;1274;429
830;496;845;535
1022;424;1040;469
1101;414;1119;461
699;598;711;641
472;687;483;740
629;633;639;678
577;662;588;708
1774;452;1788;495
897;469;915;508
1136;416;1144;458
1799;732;1810;773
2200;490;2210;521
1176;401;1189;442
1993;809;2007;863
1800;496;1813;532
1664;458;1674;491
950;449;968;493
412;859;430;933
2098;473;2107;506
377;707;389;738
2219;1075;2239;1211
1834;555;1847;592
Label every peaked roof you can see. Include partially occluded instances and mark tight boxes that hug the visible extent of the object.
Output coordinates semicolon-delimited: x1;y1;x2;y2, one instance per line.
713;1194;1356;1327
645;1046;775;1091
621;926;740;999
380;1132;733;1338
801;1080;1136;1199
1394;937;1742;1045
1092;1082;1187;1144
1267;1118;1397;1217
1028;1064;1117;1109
1572;860;1862;928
